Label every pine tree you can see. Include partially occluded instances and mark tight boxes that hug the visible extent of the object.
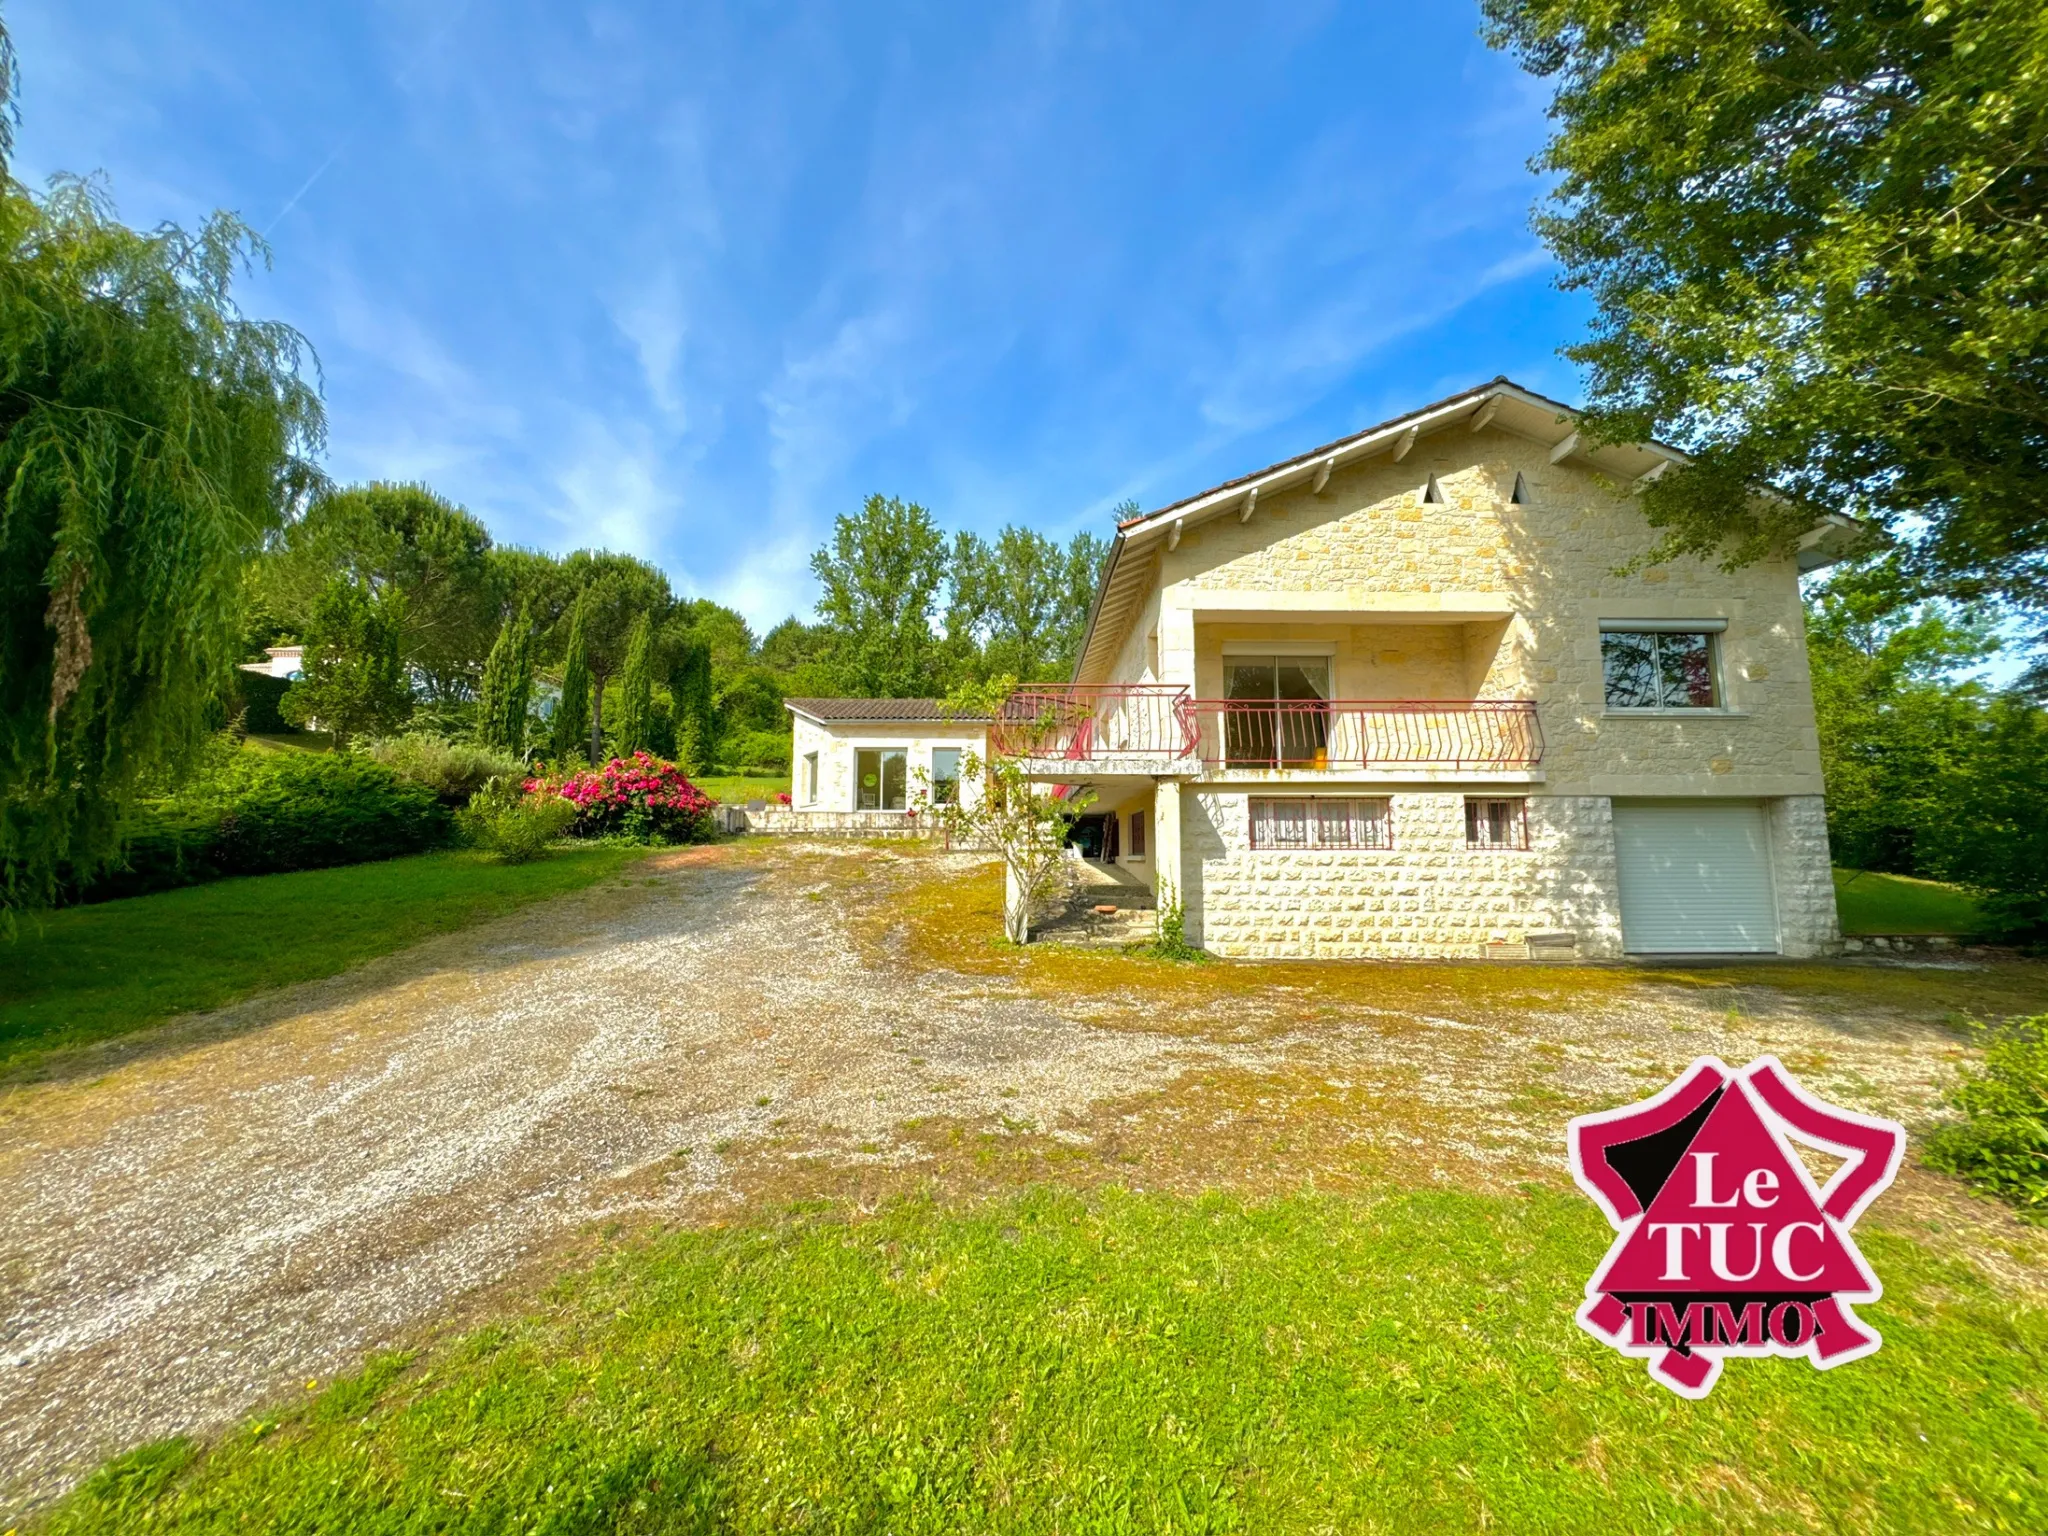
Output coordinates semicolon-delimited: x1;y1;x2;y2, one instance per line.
550;599;592;764
612;613;655;756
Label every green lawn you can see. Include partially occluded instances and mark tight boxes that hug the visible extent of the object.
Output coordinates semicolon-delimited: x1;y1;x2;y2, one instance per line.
1834;868;1985;936
42;1186;2047;1534
694;772;788;805
1;847;641;1073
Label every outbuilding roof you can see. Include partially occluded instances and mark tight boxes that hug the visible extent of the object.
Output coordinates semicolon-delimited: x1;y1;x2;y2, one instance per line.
783;698;992;725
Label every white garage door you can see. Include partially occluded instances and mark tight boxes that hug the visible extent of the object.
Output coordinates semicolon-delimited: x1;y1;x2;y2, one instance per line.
1612;801;1779;954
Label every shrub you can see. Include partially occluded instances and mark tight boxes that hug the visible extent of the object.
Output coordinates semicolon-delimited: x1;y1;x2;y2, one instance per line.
366;732;523;806
526;752;717;844
234;671;298;736
1924;1015;2048;1216
82;751;452;901
460;777;578;863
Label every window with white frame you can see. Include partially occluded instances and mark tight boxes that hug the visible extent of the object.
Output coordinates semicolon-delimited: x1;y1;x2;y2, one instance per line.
801;752;819;806
1465;797;1529;850
1600;625;1720;709
930;747;961;805
1249;797;1392;850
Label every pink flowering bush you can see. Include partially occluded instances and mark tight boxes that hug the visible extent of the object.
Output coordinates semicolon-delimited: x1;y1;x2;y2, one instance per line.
523;752;717;843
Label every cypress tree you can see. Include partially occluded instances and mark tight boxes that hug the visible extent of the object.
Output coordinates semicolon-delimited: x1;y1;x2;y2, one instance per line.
613;613;655;756
550;599;592;764
669;637;715;776
476;601;535;757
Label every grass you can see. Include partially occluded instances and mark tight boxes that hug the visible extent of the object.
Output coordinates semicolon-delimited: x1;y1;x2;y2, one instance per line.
694;772;788;805
1835;868;1985;937
0;846;643;1074
40;1185;2048;1534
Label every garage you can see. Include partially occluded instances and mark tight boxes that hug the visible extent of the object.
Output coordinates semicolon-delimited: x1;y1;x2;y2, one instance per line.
1612;801;1780;954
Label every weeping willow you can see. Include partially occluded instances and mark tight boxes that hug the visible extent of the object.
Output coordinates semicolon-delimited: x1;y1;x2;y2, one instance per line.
0;163;326;910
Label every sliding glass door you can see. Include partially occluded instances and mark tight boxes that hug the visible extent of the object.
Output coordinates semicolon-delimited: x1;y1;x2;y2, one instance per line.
855;748;907;810
1222;656;1331;767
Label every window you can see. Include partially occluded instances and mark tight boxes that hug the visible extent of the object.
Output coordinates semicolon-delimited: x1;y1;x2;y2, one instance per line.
855;748;907;810
1510;471;1529;505
1127;809;1146;858
1466;798;1529;850
931;748;961;805
1249;797;1391;850
1601;629;1718;709
1422;473;1446;505
801;752;819;806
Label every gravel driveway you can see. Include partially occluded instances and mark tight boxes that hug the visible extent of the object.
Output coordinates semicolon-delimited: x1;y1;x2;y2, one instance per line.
1;841;2035;1515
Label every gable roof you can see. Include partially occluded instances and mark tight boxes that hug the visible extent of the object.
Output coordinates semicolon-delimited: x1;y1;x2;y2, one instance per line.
784;697;991;725
1073;376;1863;682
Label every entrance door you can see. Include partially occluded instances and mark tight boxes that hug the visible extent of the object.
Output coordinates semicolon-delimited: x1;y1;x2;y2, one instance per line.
1612;801;1779;953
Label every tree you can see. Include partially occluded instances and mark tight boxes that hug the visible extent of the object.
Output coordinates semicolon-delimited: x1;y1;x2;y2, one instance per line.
1806;583;2048;940
254;482;497;701
475;602;535;757
611;613;655;756
757;616;838;698
550;598;592;763
0;163;324;910
666;635;715;775
1483;1;2048;656
555;550;671;757
279;579;411;746
932;748;1089;944
811;494;947;696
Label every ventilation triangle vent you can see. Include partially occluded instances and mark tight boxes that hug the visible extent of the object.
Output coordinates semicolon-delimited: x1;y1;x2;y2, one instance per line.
1422;473;1446;505
1511;471;1528;505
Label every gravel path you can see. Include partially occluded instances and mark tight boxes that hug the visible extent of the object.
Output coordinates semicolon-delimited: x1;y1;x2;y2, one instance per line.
0;842;2033;1514
0;847;1288;1512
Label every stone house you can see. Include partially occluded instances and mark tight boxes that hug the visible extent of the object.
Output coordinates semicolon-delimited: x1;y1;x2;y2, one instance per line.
992;378;1859;959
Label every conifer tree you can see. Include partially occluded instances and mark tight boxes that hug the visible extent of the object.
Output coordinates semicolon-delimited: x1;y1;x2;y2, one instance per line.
667;637;715;775
612;613;655;756
476;601;534;757
550;599;592;764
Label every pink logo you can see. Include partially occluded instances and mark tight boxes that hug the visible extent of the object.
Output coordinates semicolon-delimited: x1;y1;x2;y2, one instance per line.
1569;1055;1905;1398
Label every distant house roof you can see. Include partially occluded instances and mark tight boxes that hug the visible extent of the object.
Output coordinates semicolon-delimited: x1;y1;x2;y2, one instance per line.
784;697;991;726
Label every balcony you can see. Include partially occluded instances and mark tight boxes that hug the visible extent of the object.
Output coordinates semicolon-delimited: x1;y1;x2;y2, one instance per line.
991;684;1197;774
1189;699;1543;771
992;685;1542;776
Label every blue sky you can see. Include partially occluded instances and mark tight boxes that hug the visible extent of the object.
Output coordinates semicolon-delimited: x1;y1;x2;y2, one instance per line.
11;1;1589;635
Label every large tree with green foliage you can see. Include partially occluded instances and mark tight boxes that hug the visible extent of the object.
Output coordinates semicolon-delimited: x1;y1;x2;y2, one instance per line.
0;144;324;909
810;494;947;697
255;482;497;701
1807;585;2048;938
554;550;670;757
665;634;715;774
279;579;412;747
1483;0;2048;658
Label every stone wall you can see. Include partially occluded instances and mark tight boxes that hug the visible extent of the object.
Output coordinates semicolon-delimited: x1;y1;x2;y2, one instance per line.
1768;794;1843;957
1183;790;1626;960
734;807;935;839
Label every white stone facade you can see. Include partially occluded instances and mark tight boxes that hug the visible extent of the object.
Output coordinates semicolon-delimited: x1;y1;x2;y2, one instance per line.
1028;380;1850;960
788;713;987;815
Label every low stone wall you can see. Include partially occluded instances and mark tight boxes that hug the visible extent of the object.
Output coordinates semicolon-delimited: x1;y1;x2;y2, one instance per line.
723;807;933;839
1840;933;2005;958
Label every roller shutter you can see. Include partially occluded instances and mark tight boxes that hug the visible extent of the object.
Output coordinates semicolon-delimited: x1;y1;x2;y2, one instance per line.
1612;801;1779;954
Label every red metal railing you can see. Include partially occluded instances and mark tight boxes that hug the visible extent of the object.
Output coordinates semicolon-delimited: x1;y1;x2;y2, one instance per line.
989;684;1198;761
1189;699;1543;769
989;687;1543;770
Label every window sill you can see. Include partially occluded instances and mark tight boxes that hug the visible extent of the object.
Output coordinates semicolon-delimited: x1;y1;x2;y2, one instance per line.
1602;708;1750;720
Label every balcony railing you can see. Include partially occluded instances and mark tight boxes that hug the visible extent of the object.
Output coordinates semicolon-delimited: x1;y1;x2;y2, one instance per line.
1190;699;1543;769
991;686;1542;771
989;684;1197;762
